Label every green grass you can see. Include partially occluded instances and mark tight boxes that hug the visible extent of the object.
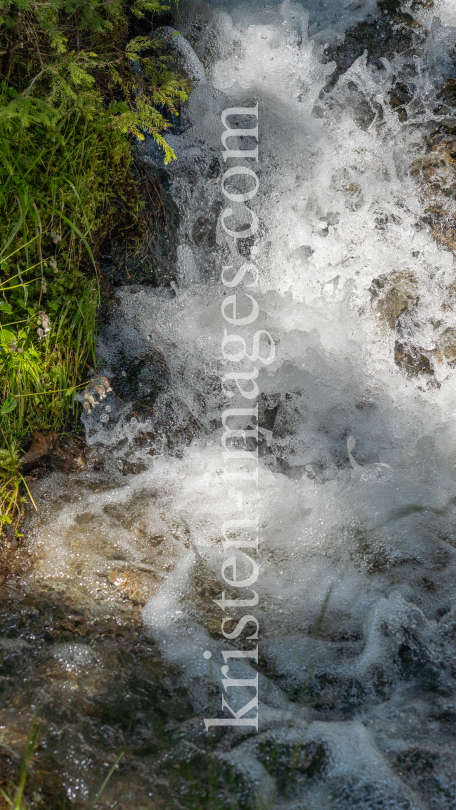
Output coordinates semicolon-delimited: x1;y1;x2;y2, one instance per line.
0;244;99;438
0;442;28;539
0;0;190;535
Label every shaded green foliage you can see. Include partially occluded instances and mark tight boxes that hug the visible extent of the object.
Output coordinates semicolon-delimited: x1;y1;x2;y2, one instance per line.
0;0;190;528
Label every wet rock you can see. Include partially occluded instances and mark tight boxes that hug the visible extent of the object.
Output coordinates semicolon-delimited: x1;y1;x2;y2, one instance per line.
370;271;417;328
99;162;179;288
390;82;414;109
411;140;456;192
191;206;220;249
428;215;456;253
333;780;417;810
0;745;21;797
412;124;456;253
345;81;377;129
396;629;446;693
0;579;226;808
146;394;200;451
205;156;220;179
237;233;256;258
74;512;96;527
395;748;439;775
17;433;85;487
324;2;422;91
120;459;148;475
350;530;392;574
435;326;456;363
191;215;215;247
0;743;66;810
257;393;281;431
435;78;456;113
5;525;17;549
259;740;328;795
378;287;410;327
394;341;433;375
290;244;314;263
108;570;158;605
271;392;302;439
377;0;401;11
418;576;436;592
307;672;366;715
104;343;169;410
103;496;150;531
433;704;456;730
389;81;414;121
86;447;105;471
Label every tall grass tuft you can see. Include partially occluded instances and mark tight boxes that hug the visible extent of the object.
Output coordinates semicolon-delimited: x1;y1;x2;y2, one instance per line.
0;0;191;536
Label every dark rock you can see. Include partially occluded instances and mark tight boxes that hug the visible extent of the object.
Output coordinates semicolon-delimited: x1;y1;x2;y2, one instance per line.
393;748;439;777
140;395;200;453
397;630;446;693
192;215;217;248
324;6;420;92
436;78;456;111
259;739;328;796
378;288;410;327
333;780;416;810
394;341;433;375
99;162;179;288
257;393;281;431
371;271;417;328
108;346;169;409
350;529;392;574
436;327;456;362
205;157;220;179
237;234;256;258
121;460;148;475
389;81;414;121
307;672;366;714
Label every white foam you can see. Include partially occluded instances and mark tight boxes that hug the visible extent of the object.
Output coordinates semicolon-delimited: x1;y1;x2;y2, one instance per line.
25;1;456;804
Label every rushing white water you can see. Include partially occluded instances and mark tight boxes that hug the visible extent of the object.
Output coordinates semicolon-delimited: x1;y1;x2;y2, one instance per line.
22;0;456;806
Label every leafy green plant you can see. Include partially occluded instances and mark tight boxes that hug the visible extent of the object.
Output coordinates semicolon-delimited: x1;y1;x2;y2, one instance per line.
0;0;189;160
0;238;98;437
0;442;28;536
0;0;191;537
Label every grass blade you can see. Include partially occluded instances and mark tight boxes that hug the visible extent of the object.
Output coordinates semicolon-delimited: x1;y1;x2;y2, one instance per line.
50;208;96;268
88;753;124;810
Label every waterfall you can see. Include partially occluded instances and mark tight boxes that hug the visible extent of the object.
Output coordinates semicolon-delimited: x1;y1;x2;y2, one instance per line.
14;1;456;806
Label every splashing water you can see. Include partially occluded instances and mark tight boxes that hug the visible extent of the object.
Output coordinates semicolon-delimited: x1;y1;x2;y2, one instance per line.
5;0;456;807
